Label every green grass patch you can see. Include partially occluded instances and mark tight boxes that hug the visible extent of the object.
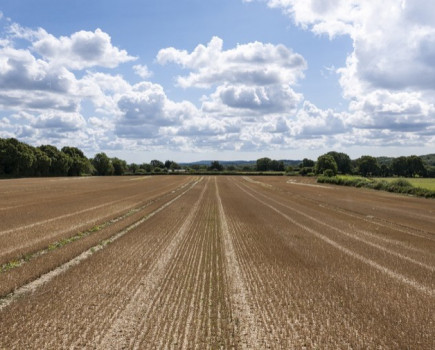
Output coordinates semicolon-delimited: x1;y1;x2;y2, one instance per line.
373;177;435;191
318;175;435;198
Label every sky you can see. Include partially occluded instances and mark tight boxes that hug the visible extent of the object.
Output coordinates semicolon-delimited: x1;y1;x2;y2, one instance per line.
0;0;434;163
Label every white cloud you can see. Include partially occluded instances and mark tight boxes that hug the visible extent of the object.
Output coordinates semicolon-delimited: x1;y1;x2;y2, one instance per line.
290;101;347;138
33;111;86;132
133;64;152;79
245;0;435;151
0;46;83;115
115;82;199;139
204;84;302;114
258;0;435;92
157;36;306;88
30;28;136;70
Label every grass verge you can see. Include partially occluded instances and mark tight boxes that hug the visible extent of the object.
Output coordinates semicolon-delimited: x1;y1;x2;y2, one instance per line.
317;175;435;198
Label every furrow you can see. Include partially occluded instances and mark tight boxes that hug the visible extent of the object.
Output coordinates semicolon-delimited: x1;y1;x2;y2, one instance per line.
215;178;264;349
97;178;206;349
237;180;434;297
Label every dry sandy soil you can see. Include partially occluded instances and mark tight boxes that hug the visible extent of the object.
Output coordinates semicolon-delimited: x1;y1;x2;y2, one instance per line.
0;175;434;349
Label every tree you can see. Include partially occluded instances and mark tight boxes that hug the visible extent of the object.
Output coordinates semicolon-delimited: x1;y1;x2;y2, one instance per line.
270;160;285;171
170;162;180;170
0;138;36;176
300;158;315;168
327;151;352;174
129;163;139;174
164;160;180;170
357;155;379;177
150;159;164;169
315;154;338;175
33;148;52;176
140;163;152;173
39;145;71;176
379;164;392;177
61;146;91;176
92;152;114;175
391;156;408;177
164;160;172;169
112;157;127;175
407;155;426;177
256;157;271;171
209;161;223;171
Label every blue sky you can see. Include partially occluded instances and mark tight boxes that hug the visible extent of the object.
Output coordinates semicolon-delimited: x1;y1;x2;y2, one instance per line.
0;0;434;162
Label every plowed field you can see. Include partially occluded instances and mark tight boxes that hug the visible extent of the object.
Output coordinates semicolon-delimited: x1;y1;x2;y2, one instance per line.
1;176;434;349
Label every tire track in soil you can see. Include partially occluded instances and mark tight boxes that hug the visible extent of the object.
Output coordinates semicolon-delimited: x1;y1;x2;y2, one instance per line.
215;177;264;349
243;177;435;262
98;178;209;349
0;177;192;265
221;177;434;347
0;178;202;312
0;176;190;238
251;176;435;243
239;179;435;283
244;180;434;272
236;180;434;297
218;177;316;347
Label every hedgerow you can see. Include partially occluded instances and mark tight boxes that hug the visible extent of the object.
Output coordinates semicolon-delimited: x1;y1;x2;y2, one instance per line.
317;176;435;198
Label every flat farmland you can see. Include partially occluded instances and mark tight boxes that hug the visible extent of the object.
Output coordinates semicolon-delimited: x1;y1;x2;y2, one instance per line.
0;176;434;349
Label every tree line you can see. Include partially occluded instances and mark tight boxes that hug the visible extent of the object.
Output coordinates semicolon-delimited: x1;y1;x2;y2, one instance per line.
1;138;433;178
300;152;433;178
0;138;187;177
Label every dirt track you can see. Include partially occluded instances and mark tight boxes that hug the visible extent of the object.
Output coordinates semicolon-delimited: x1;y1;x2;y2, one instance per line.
0;176;434;348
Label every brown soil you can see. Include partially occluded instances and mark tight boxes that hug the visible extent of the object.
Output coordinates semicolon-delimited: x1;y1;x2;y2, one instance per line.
0;176;433;349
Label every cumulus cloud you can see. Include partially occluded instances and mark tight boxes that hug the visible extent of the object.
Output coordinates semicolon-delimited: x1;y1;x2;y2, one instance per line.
0;22;138;150
31;28;136;70
157;36;306;88
245;0;435;150
255;0;435;93
203;84;302;115
115;82;199;139
290;101;347;138
133;64;152;79
33;111;86;132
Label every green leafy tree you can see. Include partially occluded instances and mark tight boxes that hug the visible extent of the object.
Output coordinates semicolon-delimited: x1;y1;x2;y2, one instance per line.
39;145;71;176
256;157;272;171
61;146;91;176
0;138;36;176
150;159;164;169
327;151;352;174
92;152;114;175
209;161;224;171
391;156;408;177
407;155;426;177
33;148;52;176
300;158;315;168
170;162;180;170
379;164;392;177
112;157;127;175
270;160;285;171
129;163;139;174
315;154;338;175
140;163;152;173
357;155;379;177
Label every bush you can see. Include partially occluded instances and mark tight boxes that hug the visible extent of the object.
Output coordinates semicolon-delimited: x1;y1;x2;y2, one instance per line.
323;169;335;177
299;167;314;176
317;175;435;198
